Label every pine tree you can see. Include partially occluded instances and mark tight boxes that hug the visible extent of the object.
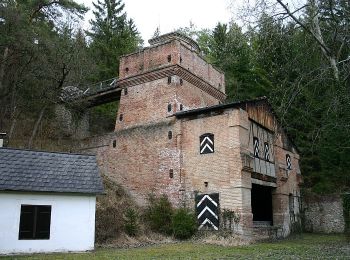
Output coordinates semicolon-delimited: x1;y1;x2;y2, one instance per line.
88;0;142;81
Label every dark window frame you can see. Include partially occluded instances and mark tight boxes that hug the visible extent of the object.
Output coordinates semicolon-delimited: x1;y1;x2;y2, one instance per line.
19;205;52;240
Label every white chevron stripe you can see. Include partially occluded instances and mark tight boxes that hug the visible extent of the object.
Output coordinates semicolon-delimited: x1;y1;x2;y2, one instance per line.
199;218;218;230
196;195;218;207
200;143;213;153
200;136;213;146
197;206;218;219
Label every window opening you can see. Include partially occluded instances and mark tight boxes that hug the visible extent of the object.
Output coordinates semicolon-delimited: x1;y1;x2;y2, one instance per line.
167;103;172;112
167;55;171;62
113;140;117;148
169;169;174;178
19;205;51;240
180;78;183;86
167;76;171;84
180;104;183;111
168;131;173;139
119;114;123;121
124;88;128;95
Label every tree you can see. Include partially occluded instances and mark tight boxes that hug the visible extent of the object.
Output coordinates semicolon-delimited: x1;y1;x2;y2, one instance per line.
88;0;142;81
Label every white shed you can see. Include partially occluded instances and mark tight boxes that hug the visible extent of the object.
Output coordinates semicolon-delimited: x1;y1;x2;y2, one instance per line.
0;148;104;255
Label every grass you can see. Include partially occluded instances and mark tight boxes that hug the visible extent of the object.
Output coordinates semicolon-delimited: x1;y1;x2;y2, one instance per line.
2;234;349;259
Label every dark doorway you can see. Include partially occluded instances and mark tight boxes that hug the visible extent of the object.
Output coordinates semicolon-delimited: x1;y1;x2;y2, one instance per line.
251;184;273;225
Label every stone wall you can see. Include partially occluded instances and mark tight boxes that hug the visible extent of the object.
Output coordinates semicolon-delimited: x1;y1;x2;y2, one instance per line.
303;194;345;233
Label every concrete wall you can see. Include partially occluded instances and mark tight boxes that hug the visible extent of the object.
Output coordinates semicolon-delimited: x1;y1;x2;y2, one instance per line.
303;194;345;233
0;192;96;254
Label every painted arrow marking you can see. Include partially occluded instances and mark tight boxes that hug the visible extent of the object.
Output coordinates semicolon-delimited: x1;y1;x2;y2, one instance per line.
200;143;213;154
197;206;218;220
197;195;218;207
199;218;218;230
200;136;213;146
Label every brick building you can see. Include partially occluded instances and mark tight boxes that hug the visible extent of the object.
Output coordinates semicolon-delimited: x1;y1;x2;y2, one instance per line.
90;32;302;237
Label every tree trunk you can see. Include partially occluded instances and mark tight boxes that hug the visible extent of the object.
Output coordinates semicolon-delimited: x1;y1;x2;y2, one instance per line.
27;106;46;149
0;47;9;91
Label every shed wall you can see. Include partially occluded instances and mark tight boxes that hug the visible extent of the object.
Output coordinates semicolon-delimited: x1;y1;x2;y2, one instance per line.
0;193;96;254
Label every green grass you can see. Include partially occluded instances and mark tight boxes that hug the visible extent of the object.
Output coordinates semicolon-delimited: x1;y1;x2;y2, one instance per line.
2;234;349;259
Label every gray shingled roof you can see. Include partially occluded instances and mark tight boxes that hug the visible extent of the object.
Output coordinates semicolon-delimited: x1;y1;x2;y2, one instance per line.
0;148;104;195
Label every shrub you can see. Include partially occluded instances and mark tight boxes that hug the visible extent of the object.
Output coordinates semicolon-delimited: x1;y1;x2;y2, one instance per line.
124;207;139;236
145;194;173;235
172;208;197;239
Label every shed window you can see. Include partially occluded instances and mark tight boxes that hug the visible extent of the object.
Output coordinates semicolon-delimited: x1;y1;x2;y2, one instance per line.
179;104;183;111
253;137;259;157
119;114;123;121
286;154;292;170
180;79;183;86
113;140;117;148
167;55;171;62
169;169;174;178
19;205;51;240
124;88;128;95
200;133;214;154
167;103;172;112
168;131;173;139
167;76;172;84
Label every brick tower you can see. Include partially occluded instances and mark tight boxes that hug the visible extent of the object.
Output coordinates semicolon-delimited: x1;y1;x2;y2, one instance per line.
101;33;226;206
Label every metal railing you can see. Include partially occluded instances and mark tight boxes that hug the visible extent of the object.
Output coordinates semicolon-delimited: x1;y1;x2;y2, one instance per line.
61;77;118;101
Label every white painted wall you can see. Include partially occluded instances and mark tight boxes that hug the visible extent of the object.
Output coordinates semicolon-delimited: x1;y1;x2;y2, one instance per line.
0;192;96;254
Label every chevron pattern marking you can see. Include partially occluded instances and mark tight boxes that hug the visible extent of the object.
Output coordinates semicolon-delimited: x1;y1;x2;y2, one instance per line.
200;134;214;154
195;193;219;231
253;137;259;157
264;142;270;161
286;154;292;170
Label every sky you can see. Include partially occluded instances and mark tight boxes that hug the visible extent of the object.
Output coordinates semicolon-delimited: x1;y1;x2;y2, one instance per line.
75;0;236;44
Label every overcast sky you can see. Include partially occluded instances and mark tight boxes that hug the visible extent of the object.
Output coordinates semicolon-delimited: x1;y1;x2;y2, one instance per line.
75;0;235;44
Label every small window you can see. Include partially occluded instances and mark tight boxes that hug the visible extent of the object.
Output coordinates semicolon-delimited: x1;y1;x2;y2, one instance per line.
113;140;117;148
200;133;214;154
253;137;259;157
167;54;171;62
124;88;128;95
264;142;270;161
180;78;183;86
180;56;182;63
167;103;172;112
180;104;183;111
286;154;292;170
204;182;208;187
169;169;174;178
19;205;51;240
125;67;129;72
167;76;172;84
168;131;173;139
119;114;123;121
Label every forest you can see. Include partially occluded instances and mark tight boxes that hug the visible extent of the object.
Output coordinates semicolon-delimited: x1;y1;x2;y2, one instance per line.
0;0;349;194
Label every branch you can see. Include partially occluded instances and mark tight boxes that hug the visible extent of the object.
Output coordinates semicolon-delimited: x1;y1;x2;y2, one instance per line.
275;0;332;57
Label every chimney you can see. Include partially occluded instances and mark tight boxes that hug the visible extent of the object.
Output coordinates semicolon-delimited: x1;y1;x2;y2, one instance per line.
0;133;6;147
